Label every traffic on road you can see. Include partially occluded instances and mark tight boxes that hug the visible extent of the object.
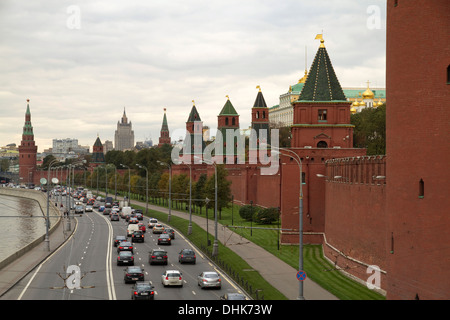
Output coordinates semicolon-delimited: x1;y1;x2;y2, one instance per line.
4;187;249;301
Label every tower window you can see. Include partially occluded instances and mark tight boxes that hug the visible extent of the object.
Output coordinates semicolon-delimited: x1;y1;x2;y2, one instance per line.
394;0;398;7
419;179;424;198
447;65;450;84
225;118;229;126
232;117;236;126
317;141;328;148
318;109;327;122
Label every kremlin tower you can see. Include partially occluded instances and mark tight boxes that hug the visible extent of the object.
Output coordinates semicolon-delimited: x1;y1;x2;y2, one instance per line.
18;100;38;186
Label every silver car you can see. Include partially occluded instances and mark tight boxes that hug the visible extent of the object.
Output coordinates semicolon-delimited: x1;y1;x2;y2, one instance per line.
198;271;221;289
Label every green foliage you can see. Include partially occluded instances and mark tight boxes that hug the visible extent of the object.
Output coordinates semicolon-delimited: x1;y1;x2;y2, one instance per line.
239;204;258;221
204;165;232;215
351;104;386;155
255;207;279;224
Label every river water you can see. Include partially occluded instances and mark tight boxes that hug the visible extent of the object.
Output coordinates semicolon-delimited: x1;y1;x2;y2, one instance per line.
0;194;48;262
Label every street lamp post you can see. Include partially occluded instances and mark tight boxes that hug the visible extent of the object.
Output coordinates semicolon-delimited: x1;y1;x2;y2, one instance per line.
157;161;172;222
120;164;131;206
269;145;304;300
173;160;193;235
136;164;149;216
45;159;59;251
195;156;218;257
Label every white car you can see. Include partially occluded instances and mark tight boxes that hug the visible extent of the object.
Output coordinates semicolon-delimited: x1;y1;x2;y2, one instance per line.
161;270;183;287
152;223;164;234
148;218;158;229
85;205;93;212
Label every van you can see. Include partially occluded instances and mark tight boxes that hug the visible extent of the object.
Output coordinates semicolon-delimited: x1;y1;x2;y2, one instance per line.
127;224;140;237
122;206;132;219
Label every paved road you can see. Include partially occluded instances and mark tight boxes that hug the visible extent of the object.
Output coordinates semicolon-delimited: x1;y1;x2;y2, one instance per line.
2;204;246;300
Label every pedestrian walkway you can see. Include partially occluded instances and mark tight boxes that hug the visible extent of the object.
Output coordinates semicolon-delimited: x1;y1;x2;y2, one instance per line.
128;197;338;300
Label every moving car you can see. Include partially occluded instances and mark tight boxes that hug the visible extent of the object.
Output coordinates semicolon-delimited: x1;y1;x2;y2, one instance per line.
114;235;127;247
198;271;221;289
131;231;145;243
152;224;164;234
111;213;120;221
220;293;247;300
148;218;158;229
75;205;84;214
149;249;168;265
178;249;196;264
124;266;144;284
131;282;154;300
163;228;175;239
117;251;134;266
161;270;183;287
157;233;171;245
84;205;93;212
117;241;134;254
138;223;146;232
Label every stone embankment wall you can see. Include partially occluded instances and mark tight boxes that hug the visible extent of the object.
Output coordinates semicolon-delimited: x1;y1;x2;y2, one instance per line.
0;188;61;270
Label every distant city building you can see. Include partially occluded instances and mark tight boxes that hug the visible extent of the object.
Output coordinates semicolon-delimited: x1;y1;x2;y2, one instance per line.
103;140;114;154
114;108;135;151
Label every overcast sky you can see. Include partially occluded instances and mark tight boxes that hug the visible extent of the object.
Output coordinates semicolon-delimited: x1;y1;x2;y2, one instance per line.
0;0;386;152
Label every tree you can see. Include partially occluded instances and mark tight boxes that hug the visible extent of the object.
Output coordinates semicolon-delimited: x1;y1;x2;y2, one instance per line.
204;164;232;218
255;207;279;224
193;174;207;214
351;104;386;155
239;204;258;221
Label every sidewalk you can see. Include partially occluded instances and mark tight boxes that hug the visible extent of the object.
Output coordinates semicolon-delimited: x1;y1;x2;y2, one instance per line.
130;197;338;300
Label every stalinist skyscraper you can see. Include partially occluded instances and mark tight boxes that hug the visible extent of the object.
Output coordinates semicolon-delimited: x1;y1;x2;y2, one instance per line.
114;108;135;151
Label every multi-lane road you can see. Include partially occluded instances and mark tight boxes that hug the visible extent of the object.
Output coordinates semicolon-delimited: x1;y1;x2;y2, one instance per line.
2;204;248;300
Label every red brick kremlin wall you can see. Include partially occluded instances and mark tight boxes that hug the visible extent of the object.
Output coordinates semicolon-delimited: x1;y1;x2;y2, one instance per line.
386;0;450;300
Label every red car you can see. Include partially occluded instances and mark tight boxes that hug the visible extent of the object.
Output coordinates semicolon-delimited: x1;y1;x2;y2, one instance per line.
138;223;146;232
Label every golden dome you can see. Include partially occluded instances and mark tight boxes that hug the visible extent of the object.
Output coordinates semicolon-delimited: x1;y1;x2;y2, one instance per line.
362;81;375;100
351;107;357;114
298;70;308;84
359;100;366;107
377;99;383;106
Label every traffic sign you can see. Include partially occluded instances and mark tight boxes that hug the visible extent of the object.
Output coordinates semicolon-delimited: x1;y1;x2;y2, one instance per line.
296;270;307;281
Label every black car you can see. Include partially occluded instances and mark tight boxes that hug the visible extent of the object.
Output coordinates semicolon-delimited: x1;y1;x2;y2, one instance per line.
131;282;154;300
135;210;143;220
163;228;175;239
117;241;134;254
117;251;134;266
157;233;171;245
149;249;168;265
124;266;144;284
178;249;196;264
114;235;127;247
131;231;145;243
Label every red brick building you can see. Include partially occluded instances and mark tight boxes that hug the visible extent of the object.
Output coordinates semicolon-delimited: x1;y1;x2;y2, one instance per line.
279;36;366;243
158;108;171;147
385;0;450;300
18;100;38;186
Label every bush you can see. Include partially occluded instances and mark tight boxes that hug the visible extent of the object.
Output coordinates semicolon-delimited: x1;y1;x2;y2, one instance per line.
255;207;279;224
239;204;258;221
